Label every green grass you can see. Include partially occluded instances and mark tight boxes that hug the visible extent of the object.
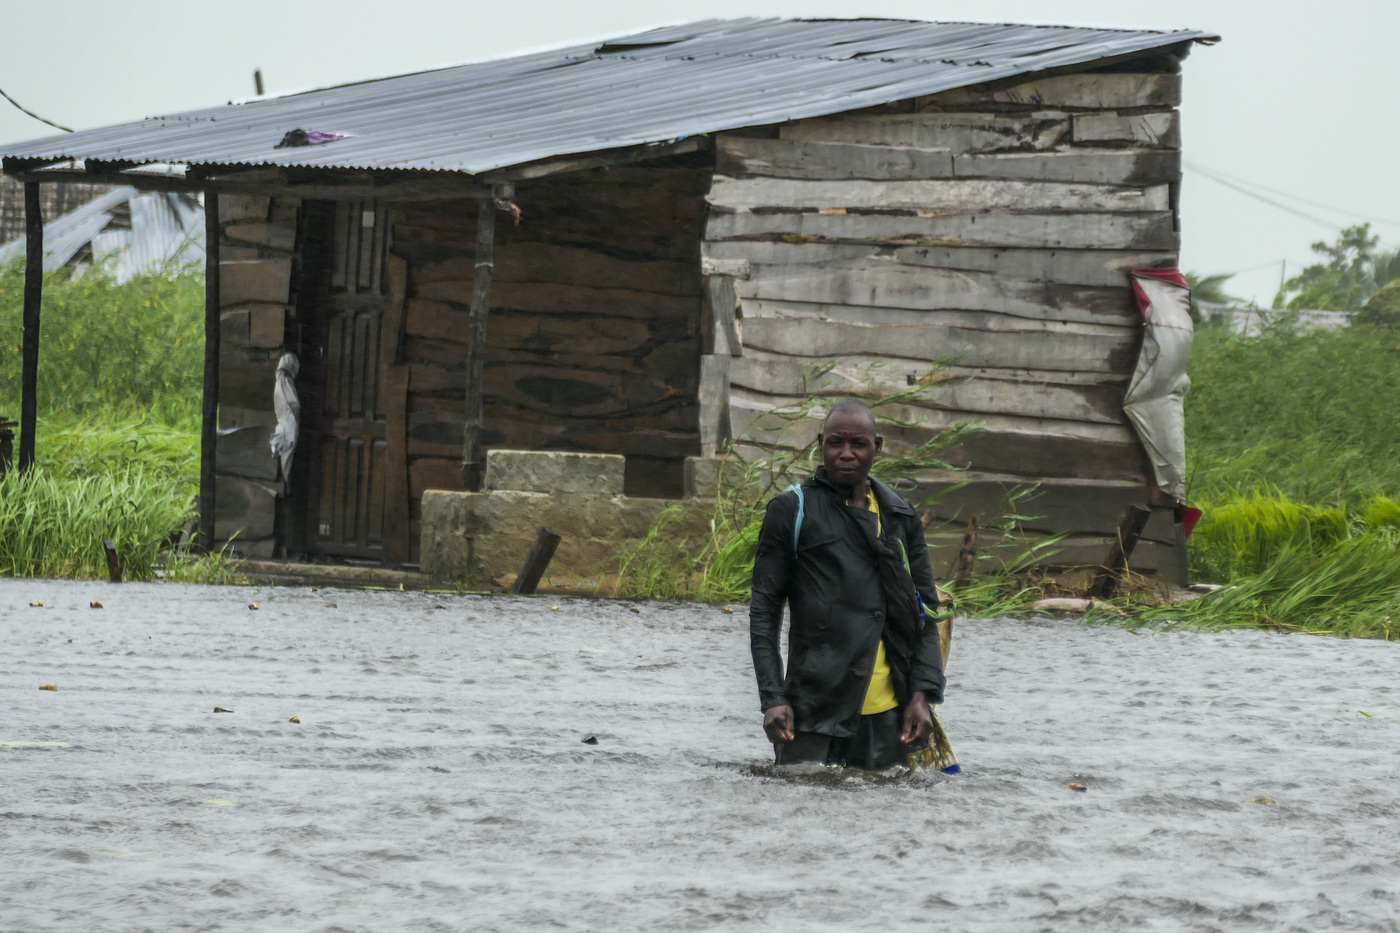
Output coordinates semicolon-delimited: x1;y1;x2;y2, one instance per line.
1186;319;1400;506
1162;318;1400;639
1130;520;1400;641
0;263;237;583
0;260;205;420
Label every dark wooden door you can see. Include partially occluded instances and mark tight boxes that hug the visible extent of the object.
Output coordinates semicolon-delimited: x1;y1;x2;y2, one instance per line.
307;200;409;562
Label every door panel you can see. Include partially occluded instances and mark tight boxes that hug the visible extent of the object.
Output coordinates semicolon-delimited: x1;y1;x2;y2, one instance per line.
308;201;404;560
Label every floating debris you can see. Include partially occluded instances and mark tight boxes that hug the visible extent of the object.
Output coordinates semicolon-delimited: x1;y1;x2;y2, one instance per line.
1252;796;1276;805
90;600;104;609
202;799;237;807
1066;782;1087;792
428;766;450;773
550;606;559;611
288;716;300;724
325;603;337;609
39;684;57;691
629;606;641;614
29;601;42;607
723;607;734;614
581;734;599;745
310;586;318;592
213;706;234;714
0;740;70;749
248;603;260;611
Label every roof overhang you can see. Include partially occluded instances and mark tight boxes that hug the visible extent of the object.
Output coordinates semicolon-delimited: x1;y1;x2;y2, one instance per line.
2;17;1218;196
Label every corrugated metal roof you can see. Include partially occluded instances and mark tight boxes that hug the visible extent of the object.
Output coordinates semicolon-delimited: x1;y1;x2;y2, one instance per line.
2;18;1216;177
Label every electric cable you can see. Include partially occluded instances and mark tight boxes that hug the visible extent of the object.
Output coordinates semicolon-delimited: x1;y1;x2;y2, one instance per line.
0;85;72;132
1185;160;1400;227
1185;161;1400;230
1185;163;1346;231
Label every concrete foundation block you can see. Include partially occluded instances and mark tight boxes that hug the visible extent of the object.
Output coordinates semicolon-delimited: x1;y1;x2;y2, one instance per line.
247;304;286;348
220;259;292;307
214;474;278;542
484;450;625;496
218;195;269;224
420;487;712;588
216;422;278;481
229;536;276;559
683;455;751;499
225;220;296;252
220;308;251;347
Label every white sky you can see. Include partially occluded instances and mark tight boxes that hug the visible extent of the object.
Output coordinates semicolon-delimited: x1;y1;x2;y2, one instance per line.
2;0;1397;306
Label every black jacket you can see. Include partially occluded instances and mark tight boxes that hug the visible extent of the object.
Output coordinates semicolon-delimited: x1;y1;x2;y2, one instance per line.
749;467;946;737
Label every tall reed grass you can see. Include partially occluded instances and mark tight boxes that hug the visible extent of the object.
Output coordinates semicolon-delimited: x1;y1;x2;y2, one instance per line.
1187;318;1400;506
1132;496;1400;640
0;263;233;581
1178;318;1400;638
0;260;205;420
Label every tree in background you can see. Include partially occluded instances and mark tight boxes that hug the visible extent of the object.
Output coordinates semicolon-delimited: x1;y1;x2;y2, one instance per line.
1183;270;1241;321
1274;223;1400;312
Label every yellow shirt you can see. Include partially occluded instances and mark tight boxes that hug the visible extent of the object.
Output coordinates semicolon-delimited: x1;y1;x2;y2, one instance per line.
861;489;898;715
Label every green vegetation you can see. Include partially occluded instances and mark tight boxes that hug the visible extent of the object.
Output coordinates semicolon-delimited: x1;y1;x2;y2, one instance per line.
0;260;206;419
1151;308;1400;638
0;262;233;582
1125;492;1400;640
1274;223;1400;312
1185;317;1400;505
1183;270;1242;318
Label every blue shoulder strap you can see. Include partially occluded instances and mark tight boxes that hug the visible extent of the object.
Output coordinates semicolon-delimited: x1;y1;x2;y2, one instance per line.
786;484;804;556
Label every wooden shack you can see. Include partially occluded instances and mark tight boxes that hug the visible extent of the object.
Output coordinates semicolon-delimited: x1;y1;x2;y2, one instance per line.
1;18;1216;580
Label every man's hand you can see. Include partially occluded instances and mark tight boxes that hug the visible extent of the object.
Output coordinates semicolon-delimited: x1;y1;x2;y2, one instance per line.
763;704;795;744
900;691;933;746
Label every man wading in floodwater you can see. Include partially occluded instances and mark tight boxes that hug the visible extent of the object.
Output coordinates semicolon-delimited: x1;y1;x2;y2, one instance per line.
750;398;947;770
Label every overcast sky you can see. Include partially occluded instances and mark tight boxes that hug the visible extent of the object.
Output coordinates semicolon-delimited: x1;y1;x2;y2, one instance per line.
2;0;1396;305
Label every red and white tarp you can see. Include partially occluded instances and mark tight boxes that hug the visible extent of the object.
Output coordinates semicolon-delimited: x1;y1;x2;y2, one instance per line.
1125;269;1193;501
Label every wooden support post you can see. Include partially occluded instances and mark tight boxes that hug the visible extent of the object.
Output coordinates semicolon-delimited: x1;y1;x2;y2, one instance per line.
954;514;979;590
102;537;123;583
0;418;14;477
19;182;43;473
199;189;221;552
1090;504;1153;599
510;527;562;595
461;196;497;491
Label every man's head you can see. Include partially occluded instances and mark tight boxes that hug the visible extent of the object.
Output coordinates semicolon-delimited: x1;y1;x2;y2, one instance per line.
817;398;882;492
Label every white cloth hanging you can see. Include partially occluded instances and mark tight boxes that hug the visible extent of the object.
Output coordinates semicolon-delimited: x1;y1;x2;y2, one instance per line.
270;352;301;494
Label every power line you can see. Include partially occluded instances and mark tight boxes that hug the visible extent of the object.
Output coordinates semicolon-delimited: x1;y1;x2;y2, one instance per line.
1185;160;1400;227
0;85;72;133
1185;160;1400;230
1185;162;1347;231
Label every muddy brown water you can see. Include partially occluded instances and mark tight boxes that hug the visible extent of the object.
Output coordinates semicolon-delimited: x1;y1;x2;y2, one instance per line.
2;579;1398;931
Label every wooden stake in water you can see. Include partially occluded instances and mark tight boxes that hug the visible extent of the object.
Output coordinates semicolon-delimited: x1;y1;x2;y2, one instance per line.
102;537;122;583
511;527;561;595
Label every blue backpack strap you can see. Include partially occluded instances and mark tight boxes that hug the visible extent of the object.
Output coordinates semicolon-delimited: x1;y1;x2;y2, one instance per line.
786;484;804;556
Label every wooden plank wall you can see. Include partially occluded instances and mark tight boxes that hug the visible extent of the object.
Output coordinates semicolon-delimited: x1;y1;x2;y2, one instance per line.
703;67;1187;578
390;157;709;550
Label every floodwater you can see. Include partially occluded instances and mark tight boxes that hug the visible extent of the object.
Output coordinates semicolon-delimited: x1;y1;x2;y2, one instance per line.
2;579;1399;932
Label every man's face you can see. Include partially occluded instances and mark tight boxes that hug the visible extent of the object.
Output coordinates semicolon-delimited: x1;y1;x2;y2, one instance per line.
818;410;883;491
